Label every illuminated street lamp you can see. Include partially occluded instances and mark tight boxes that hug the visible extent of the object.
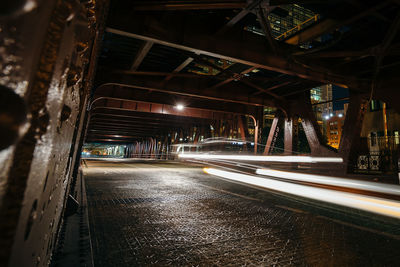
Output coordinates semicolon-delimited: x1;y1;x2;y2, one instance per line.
176;104;184;111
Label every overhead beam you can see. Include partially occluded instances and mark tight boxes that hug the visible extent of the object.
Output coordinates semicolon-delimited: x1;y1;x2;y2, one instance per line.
88;129;167;136
86;138;153;143
93;87;260;115
239;79;282;99
281;81;322;97
89;122;179;130
252;80;294;96
164;57;194;82
206;66;255;89
171;57;194;72
110;69;220;79
87;134;155;139
105;16;367;88
90;112;212;124
89;119;210;129
86;135;166;142
130;41;154;71
95;73;277;107
88;128;161;136
89;121;207;132
347;0;389;22
256;7;279;54
129;1;247;11
380;10;400;54
217;0;266;35
285;1;391;45
88;124;194;134
285;18;338;45
107;67;305;92
91;99;239;120
186;56;281;98
302;45;400;58
370;9;400;94
172;54;283;100
90;118;212;129
270;0;345;4
89;124;202;134
87;128;164;135
298;50;369;58
90;117;208;127
87;129;164;136
91;100;221;120
180;55;285;100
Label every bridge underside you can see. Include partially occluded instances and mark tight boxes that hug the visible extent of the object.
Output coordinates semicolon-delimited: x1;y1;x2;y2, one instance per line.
1;0;400;266
90;0;400;171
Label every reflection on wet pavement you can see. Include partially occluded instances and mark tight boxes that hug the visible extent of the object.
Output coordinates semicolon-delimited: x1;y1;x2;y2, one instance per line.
84;160;400;266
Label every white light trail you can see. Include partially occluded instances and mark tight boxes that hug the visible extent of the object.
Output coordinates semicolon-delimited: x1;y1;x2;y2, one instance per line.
256;168;400;196
203;168;400;219
179;154;343;163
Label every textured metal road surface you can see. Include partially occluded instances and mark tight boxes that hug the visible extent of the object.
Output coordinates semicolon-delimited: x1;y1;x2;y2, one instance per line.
83;159;400;266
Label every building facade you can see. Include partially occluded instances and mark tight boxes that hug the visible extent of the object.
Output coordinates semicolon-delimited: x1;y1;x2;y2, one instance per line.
326;111;345;149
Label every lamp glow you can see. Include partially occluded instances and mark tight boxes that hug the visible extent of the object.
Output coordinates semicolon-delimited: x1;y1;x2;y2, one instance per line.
176;104;184;111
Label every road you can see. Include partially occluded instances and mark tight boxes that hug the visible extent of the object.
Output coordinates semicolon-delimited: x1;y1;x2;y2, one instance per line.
83;159;400;266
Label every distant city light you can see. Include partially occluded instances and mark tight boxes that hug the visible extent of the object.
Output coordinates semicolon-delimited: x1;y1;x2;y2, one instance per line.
324;115;330;120
338;113;343;118
176;104;184;111
330;113;334;117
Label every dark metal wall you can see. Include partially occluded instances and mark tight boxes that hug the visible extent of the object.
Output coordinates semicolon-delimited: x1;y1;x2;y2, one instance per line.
0;0;107;266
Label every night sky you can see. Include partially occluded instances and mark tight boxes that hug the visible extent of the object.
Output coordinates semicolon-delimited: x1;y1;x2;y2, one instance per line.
332;85;349;111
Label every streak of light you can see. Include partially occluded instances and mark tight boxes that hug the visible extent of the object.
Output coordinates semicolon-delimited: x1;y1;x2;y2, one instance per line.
179;154;343;163
256;168;400;196
203;168;400;219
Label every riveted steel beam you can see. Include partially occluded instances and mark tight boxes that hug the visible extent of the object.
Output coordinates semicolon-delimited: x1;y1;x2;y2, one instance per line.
105;14;368;89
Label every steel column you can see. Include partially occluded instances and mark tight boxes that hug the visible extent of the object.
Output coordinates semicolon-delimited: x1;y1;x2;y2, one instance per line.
339;93;368;173
264;115;280;155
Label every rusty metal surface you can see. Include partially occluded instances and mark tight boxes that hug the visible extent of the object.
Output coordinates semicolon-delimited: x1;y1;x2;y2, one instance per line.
0;0;108;266
84;160;400;266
